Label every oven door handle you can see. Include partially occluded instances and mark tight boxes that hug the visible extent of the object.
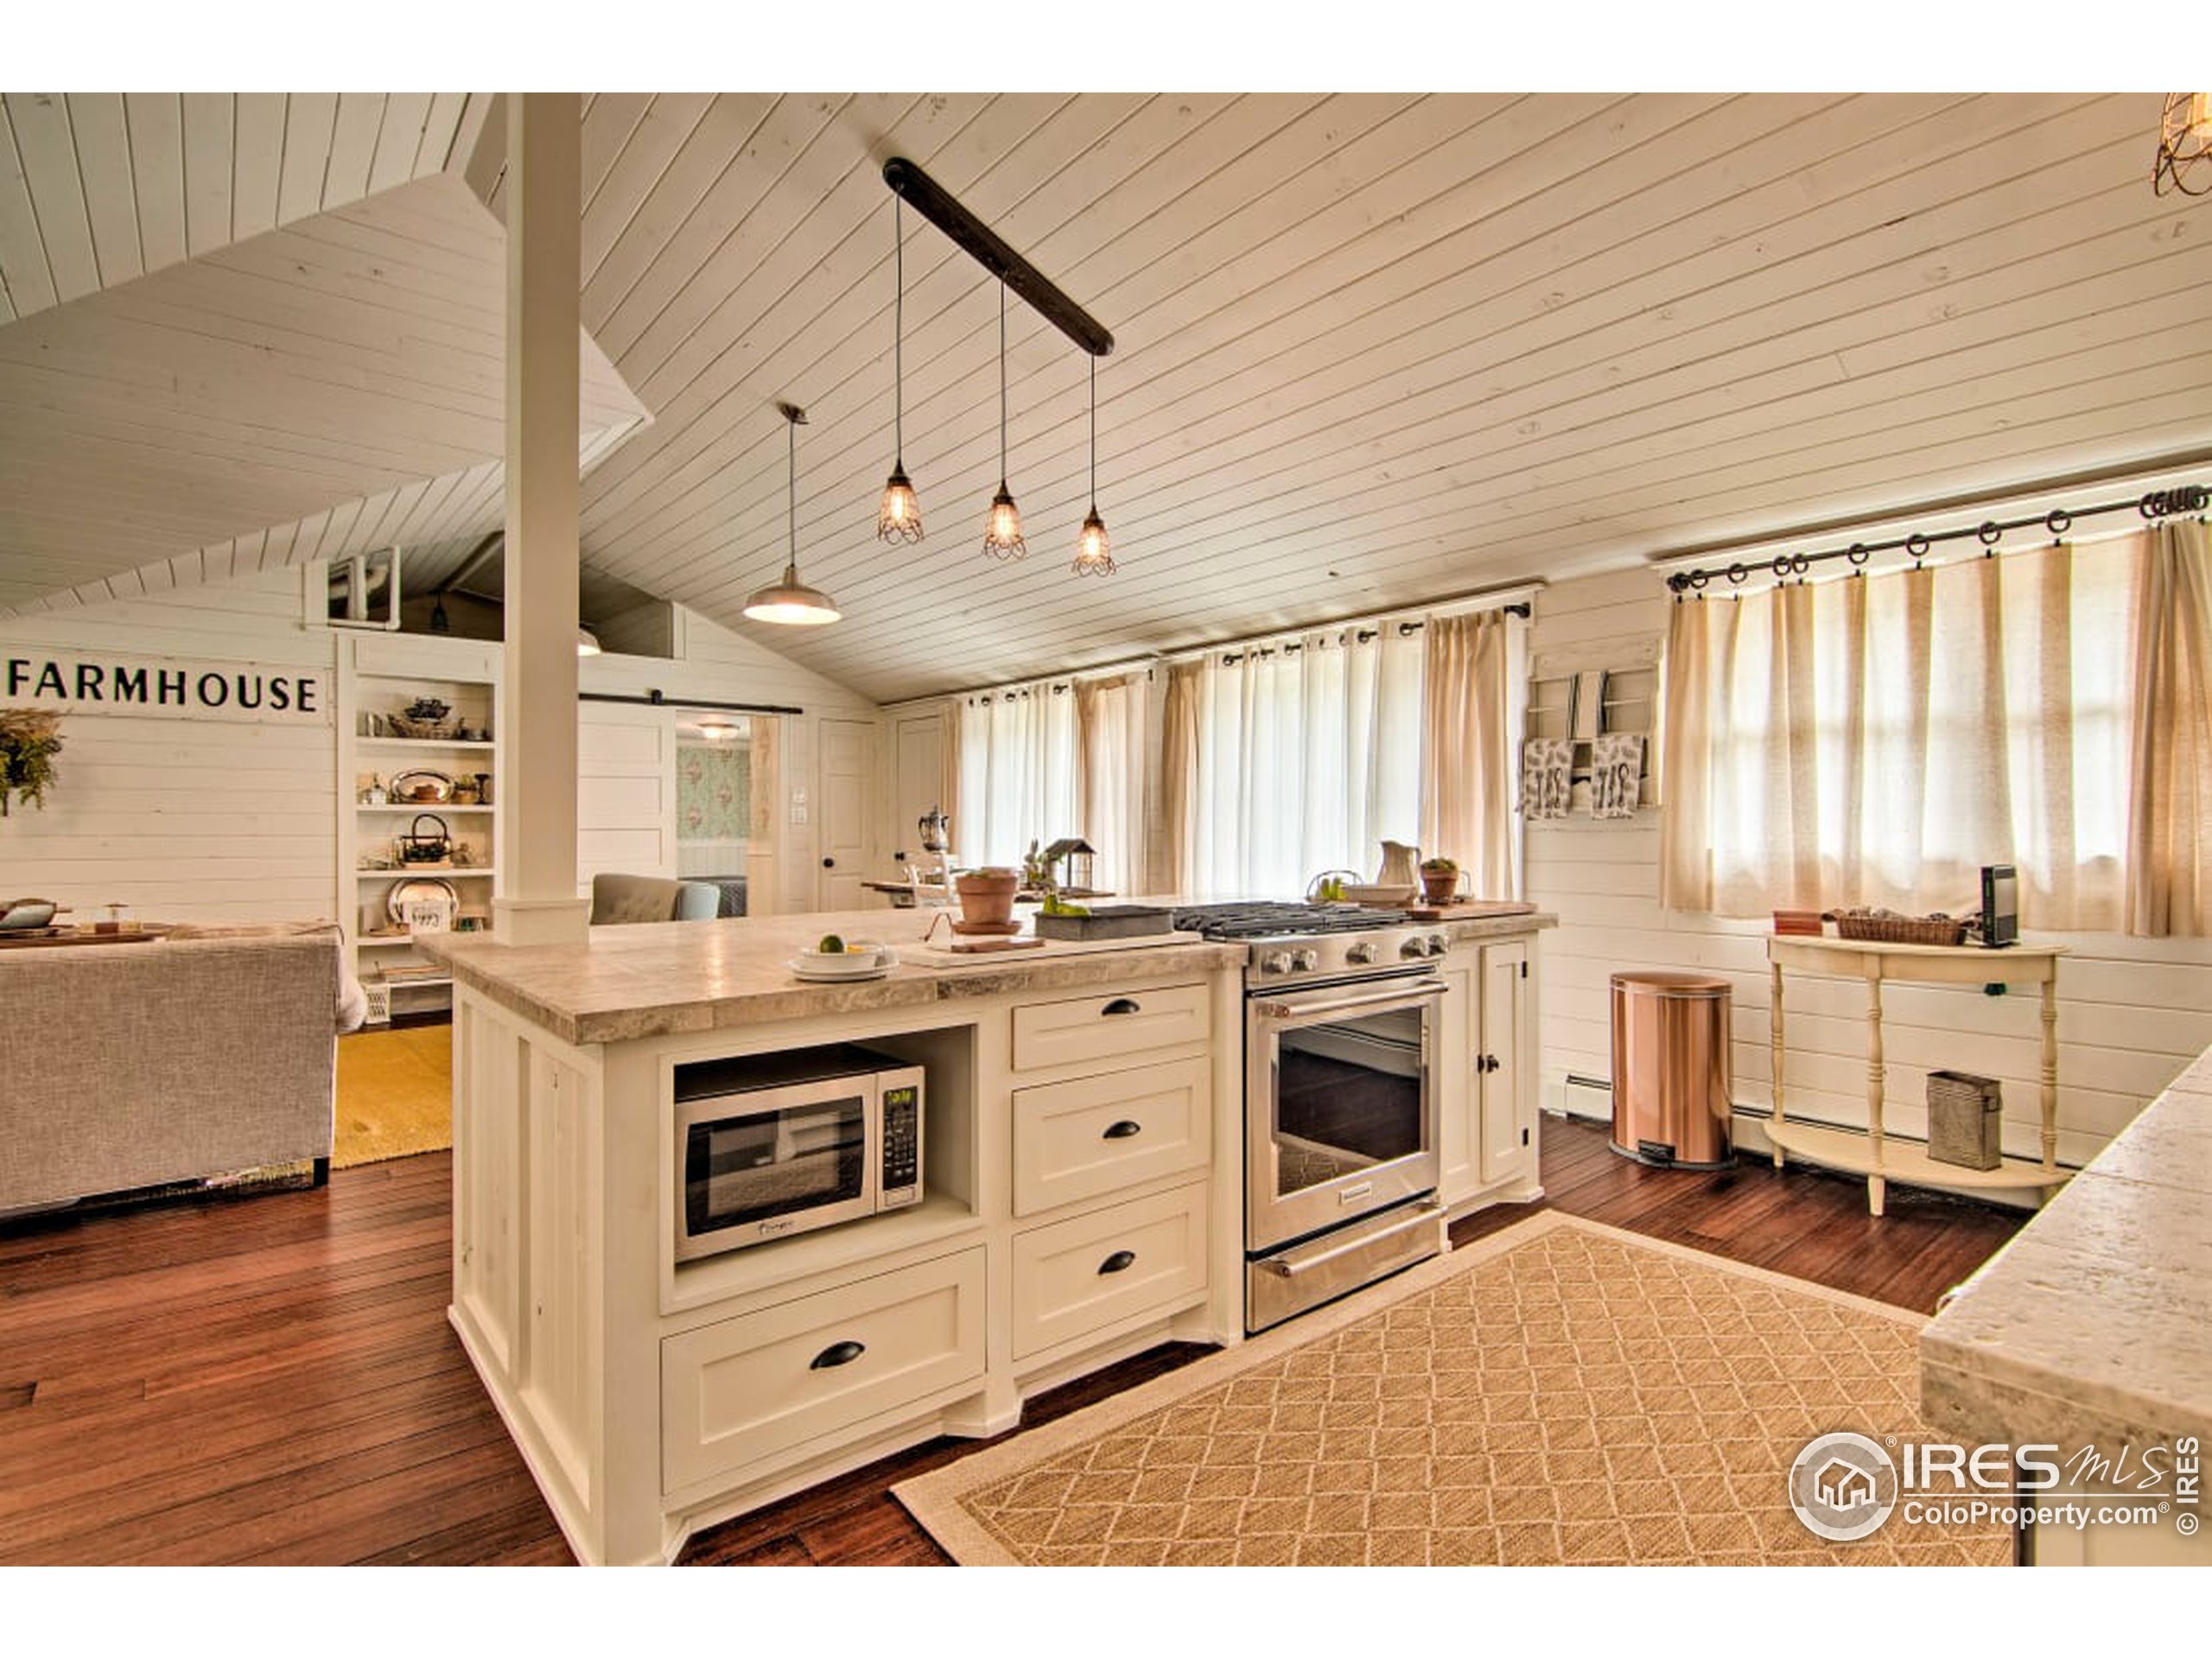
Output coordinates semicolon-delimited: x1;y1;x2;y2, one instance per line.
1250;977;1447;1021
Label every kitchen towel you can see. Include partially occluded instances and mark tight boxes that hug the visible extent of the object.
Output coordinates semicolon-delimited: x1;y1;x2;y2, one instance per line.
1519;736;1573;821
1590;733;1643;818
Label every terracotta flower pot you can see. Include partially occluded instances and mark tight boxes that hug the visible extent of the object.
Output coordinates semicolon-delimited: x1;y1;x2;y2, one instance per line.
955;868;1020;928
1421;869;1461;905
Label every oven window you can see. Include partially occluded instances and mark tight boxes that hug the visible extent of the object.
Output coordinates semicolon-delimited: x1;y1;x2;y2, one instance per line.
684;1095;866;1236
1273;1006;1427;1198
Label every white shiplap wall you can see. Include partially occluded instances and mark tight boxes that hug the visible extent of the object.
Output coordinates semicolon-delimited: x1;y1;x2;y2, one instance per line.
1524;569;2212;1169
0;574;883;927
0;569;339;925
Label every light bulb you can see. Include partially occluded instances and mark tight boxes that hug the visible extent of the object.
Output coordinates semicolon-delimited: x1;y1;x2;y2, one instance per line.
1072;507;1116;576
877;467;922;544
982;486;1027;560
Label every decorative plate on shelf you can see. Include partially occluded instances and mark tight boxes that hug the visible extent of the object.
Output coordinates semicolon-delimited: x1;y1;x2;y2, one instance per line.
388;769;454;804
385;876;461;927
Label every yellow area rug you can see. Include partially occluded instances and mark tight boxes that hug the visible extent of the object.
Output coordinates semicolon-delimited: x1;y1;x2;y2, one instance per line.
893;1213;2009;1567
333;1022;453;1169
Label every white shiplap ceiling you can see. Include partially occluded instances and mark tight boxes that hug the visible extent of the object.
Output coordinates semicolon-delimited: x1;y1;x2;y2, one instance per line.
3;92;2209;700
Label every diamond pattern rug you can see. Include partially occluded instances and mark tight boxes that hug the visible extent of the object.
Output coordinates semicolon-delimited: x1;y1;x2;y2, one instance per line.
893;1213;2008;1566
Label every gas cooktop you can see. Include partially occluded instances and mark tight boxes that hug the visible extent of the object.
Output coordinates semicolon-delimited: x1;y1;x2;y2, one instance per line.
1169;900;1408;940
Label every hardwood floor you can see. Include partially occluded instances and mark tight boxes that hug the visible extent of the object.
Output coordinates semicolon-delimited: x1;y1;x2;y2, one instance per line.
0;1117;2024;1567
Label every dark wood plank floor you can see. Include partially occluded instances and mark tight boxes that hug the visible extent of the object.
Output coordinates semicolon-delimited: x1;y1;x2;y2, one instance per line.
0;1117;2024;1566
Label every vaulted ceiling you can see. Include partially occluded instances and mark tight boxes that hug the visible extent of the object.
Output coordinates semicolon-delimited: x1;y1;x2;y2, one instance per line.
3;92;2209;701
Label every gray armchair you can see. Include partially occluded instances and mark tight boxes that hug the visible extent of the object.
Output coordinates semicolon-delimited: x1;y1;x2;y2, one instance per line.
588;873;721;925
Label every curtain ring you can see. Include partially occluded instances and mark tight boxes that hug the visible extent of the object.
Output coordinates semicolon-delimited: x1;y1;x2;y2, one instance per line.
1770;555;1791;578
1689;570;1709;591
1726;563;1746;586
1846;543;1870;566
1977;521;2001;546
1905;532;1930;558
1790;552;1811;575
2045;508;2071;537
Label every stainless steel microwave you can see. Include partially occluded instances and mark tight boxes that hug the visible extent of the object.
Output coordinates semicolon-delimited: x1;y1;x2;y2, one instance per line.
672;1046;923;1262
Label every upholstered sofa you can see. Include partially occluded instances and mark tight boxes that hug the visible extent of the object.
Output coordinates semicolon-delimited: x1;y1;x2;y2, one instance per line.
0;927;359;1214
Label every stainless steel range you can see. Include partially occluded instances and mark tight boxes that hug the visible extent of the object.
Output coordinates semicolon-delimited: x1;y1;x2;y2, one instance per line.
1171;902;1454;1332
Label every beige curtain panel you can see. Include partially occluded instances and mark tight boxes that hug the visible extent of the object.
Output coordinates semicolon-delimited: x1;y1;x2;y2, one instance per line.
1661;524;2212;935
1420;610;1514;901
1159;659;1203;898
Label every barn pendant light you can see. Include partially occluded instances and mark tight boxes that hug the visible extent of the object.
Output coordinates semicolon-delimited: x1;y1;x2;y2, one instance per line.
1072;355;1116;577
981;283;1027;560
875;197;923;543
2155;92;2212;195
744;403;842;626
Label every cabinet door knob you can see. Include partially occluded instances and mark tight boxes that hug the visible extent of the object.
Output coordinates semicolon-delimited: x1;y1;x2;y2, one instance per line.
1101;997;1141;1017
1102;1120;1143;1141
822;856;836;868
1097;1249;1137;1275
810;1339;867;1370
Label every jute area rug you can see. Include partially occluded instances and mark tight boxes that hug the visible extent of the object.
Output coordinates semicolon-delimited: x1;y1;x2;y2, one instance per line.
332;1023;453;1169
893;1212;2006;1567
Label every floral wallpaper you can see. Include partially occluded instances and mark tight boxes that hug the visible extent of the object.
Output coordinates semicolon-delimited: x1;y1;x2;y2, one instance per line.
677;743;750;841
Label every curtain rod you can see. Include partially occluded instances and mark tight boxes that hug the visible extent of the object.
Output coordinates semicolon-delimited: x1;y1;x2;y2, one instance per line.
906;584;1541;709
578;690;802;715
1663;482;2210;594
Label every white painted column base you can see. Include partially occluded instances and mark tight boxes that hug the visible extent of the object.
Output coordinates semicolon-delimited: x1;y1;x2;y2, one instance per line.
493;895;592;945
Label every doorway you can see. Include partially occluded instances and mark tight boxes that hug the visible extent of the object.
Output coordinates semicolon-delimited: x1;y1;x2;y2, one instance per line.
817;716;875;911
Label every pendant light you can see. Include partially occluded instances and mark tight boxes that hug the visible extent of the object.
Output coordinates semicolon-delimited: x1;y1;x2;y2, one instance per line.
981;282;1027;560
1071;354;1116;576
744;403;842;626
876;196;923;543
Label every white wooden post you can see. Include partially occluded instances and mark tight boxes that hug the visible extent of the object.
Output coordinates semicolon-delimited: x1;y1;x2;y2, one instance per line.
493;92;590;946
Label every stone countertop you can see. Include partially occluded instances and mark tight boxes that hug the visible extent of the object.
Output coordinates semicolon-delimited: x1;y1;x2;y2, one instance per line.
415;900;1554;1047
1919;1044;2212;1452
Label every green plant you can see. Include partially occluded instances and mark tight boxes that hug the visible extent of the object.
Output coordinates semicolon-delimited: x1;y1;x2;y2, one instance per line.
1420;855;1459;874
0;709;63;817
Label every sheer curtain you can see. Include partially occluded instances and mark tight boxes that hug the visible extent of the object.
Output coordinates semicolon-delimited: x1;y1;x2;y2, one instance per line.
1189;626;1422;899
957;683;1077;868
1160;660;1202;896
1074;673;1148;895
2128;518;2212;936
1659;539;2142;928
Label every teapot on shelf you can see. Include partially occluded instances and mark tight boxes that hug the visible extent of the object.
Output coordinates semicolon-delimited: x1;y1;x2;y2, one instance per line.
1375;841;1422;889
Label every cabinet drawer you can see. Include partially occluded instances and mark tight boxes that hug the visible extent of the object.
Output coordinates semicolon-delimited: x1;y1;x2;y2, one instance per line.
1011;1183;1208;1360
1013;1056;1211;1218
1011;981;1210;1072
661;1248;985;1494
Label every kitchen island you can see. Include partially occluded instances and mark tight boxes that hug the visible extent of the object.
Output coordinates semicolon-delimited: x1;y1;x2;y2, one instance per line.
420;903;1552;1565
1919;1041;2212;1567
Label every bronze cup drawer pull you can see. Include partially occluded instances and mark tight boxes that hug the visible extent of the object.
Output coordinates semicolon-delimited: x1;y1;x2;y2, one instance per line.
1100;997;1141;1016
1097;1249;1138;1275
810;1339;868;1370
1102;1119;1143;1140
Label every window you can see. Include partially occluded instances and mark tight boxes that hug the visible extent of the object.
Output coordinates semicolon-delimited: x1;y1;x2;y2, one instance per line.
956;683;1077;869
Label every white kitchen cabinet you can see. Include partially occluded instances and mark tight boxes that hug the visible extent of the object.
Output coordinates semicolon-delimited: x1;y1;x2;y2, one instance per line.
1440;938;1541;1211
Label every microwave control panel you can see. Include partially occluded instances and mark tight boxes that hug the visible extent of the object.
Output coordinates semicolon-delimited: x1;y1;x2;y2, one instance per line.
881;1084;922;1207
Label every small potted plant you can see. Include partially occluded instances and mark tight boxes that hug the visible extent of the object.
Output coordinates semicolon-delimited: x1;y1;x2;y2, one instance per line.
0;709;64;818
1419;855;1461;906
954;866;1021;928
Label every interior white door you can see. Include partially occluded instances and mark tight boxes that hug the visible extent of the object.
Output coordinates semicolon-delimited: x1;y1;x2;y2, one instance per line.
891;711;945;874
817;716;874;911
1478;939;1532;1185
576;702;677;889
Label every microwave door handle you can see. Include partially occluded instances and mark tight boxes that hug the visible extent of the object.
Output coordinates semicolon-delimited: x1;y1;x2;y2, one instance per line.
1252;978;1448;1022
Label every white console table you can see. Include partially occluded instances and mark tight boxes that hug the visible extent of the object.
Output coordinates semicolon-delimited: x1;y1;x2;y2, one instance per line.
1765;936;2072;1217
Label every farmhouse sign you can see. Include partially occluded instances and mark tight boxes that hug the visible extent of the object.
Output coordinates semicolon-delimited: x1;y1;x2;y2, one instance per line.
2;650;331;725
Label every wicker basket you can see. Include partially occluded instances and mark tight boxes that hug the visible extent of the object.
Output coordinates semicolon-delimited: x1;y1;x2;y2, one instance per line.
1829;911;1967;947
388;711;461;741
1928;1071;2003;1170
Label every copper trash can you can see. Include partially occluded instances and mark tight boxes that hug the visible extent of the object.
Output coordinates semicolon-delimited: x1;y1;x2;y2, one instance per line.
1610;971;1733;1169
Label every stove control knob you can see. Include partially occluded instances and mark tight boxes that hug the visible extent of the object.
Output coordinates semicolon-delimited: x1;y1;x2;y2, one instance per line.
1292;949;1319;972
1261;950;1295;975
1345;941;1378;965
1399;937;1429;960
1426;932;1449;957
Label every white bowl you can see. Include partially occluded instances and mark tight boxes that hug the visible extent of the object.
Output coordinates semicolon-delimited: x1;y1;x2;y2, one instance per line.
1338;883;1416;906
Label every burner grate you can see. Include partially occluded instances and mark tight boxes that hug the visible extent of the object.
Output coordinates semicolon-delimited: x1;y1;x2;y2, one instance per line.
1171;901;1408;940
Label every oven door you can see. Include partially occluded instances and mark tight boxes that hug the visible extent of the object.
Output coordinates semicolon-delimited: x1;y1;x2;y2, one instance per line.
675;1077;880;1260
1246;972;1446;1252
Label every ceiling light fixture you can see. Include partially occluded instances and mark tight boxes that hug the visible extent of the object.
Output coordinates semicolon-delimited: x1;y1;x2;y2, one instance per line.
981;282;1027;561
744;403;842;626
1072;354;1116;577
695;716;742;742
876;196;923;543
2155;92;2212;195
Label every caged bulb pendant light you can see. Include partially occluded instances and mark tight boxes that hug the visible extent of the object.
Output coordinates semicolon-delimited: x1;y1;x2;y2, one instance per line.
981;281;1027;560
1071;354;1116;576
875;196;923;543
743;403;842;626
